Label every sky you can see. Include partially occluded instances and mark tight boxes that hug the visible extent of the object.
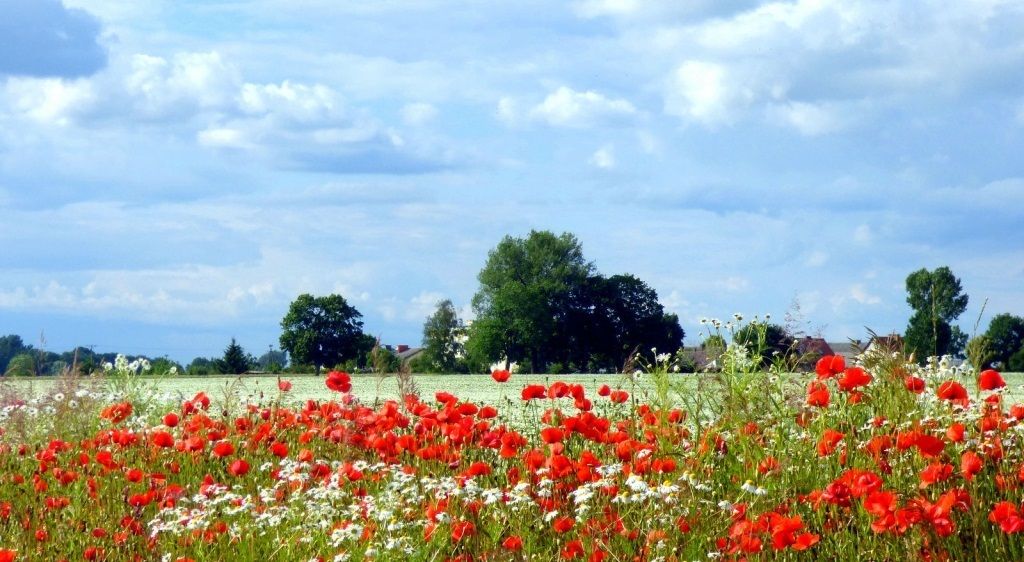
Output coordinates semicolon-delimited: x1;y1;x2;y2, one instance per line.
1;0;1023;364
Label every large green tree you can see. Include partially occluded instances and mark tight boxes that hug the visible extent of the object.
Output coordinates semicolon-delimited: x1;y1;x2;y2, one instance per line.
279;294;365;374
586;274;684;369
421;299;466;373
984;313;1024;369
467;231;684;373
904;267;969;362
469;231;594;372
733;322;794;368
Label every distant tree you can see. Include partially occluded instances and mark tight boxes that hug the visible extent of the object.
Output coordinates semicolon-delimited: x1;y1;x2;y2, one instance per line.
733;322;794;368
279;294;366;374
218;338;254;375
187;357;217;376
965;335;997;371
6;352;37;376
421;299;465;373
469;231;594;372
257;349;288;372
149;357;183;376
904;267;969;362
984;314;1024;369
369;345;402;373
1010;345;1024;372
0;335;27;373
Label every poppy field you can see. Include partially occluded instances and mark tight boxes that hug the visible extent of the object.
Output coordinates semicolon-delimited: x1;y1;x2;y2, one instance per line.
2;350;1024;561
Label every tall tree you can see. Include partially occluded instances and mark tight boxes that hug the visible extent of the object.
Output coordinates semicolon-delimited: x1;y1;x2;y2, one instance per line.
733;322;794;368
218;338;253;375
469;231;594;372
984;313;1024;369
904;267;969;362
421;299;465;373
279;294;365;374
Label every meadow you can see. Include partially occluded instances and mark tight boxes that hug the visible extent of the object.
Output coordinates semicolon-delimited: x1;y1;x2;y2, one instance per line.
2;351;1024;561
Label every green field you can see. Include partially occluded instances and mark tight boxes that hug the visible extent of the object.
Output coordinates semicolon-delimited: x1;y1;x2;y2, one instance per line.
4;371;1024;405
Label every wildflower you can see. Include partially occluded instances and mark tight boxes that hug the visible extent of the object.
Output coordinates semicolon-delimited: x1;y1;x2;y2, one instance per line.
979;370;1006;391
502;535;523;550
278;379;293;392
491;369;510;383
325;371;352;393
937;381;968;405
228;459;250;477
815;355;845;379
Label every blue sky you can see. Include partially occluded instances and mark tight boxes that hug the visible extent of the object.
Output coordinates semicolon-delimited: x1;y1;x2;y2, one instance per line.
2;0;1023;363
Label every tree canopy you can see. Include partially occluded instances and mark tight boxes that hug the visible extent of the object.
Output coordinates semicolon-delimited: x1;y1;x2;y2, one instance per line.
904;267;969;362
984;313;1024;369
218;338;254;375
279;294;365;373
420;299;466;373
467;231;683;373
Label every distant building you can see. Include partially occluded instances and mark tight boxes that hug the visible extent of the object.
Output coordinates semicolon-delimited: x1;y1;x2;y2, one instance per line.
396;346;424;365
794;336;834;371
828;340;864;364
867;334;904;355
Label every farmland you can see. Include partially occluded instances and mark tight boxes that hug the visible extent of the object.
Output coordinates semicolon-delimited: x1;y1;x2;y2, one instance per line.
3;358;1024;561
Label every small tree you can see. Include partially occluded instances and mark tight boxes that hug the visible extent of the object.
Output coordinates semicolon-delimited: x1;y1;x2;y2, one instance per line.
421;299;465;373
733;322;794;369
904;267;969;362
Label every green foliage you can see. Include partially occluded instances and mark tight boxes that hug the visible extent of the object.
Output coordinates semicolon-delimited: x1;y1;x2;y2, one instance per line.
6;352;38;376
149;358;183;376
0;334;28;373
470;230;593;372
732;322;794;369
966;335;996;371
186;357;217;376
1010;344;1024;372
257;349;288;372
904;267;969;363
369;345;402;374
984;313;1024;369
279;294;366;374
467;231;683;373
420;299;466;373
217;338;254;375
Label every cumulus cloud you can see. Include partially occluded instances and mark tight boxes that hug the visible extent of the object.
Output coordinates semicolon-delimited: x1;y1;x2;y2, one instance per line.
588;144;616;169
529;86;637;128
0;0;107;78
664;61;750;125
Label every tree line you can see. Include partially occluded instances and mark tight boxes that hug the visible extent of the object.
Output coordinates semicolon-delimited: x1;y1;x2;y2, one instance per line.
4;237;1023;376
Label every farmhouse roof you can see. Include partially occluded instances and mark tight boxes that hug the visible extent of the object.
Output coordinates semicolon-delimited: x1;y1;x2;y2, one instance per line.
795;336;833;357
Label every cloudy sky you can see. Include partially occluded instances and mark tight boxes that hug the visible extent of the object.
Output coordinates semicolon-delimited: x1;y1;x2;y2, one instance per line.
2;0;1023;363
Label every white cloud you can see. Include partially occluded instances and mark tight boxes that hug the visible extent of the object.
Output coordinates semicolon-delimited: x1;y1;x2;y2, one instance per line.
196;127;250;148
589;144;616;169
3;77;95;125
125;52;240;118
767;101;845;135
848;284;881;305
527;86;638;128
664;61;747;125
400;102;438;126
804;250;829;267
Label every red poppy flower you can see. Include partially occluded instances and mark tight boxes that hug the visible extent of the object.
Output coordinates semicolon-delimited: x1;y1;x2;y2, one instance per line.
552;517;575;533
597;384;611;397
278;379;292;392
0;549;15;562
815;355;845;379
325;371;352;393
806;381;830;408
228;459;250;477
491;369;510;382
838;367;873;391
961;451;983;481
162;412;179;427
451;520;476;541
904;376;926;393
211;441;235;458
521;385;546;400
502;535;523;550
937;381;968;403
979;369;1006;391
